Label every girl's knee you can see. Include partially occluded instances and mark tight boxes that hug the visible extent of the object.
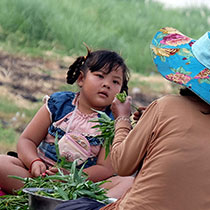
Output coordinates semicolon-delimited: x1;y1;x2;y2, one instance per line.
111;175;134;183
117;176;134;186
104;176;134;189
104;176;134;199
0;154;10;164
0;155;23;167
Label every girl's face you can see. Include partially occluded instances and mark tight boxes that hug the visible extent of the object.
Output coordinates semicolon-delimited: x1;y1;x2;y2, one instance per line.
77;67;123;112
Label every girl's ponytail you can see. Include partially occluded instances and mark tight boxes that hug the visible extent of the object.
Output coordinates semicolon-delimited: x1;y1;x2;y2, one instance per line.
66;45;91;84
66;56;85;84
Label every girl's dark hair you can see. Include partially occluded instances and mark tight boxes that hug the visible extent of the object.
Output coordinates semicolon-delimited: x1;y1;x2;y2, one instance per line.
66;47;130;94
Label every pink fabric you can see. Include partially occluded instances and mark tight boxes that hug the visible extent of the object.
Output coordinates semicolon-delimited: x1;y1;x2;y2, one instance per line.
0;189;6;196
53;108;100;136
45;103;101;157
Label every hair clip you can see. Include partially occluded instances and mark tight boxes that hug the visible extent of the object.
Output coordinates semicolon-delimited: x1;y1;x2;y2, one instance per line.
83;42;91;60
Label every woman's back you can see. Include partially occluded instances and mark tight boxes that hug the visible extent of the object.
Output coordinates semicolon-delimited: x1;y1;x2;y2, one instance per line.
118;95;210;210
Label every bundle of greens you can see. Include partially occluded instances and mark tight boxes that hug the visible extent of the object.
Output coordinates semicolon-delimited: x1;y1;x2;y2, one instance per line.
0;136;108;209
90;91;129;159
115;90;127;103
91;110;115;159
0;193;28;210
13;160;107;200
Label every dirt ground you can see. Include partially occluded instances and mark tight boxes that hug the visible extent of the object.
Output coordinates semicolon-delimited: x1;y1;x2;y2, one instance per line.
0;50;172;107
0;50;74;108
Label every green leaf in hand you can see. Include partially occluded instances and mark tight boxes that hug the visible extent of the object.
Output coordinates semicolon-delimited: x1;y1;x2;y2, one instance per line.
116;91;127;103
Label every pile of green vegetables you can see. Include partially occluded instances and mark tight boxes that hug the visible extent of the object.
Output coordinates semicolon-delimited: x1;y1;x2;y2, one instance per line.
0;139;108;210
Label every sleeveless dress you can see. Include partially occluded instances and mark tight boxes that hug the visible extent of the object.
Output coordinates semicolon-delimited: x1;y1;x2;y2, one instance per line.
38;91;114;169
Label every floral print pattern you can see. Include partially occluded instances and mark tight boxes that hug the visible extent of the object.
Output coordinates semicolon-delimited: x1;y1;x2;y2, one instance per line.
151;27;210;104
166;73;191;85
164;67;210;86
194;68;210;79
160;33;192;46
160;27;183;35
152;46;179;57
151;27;200;86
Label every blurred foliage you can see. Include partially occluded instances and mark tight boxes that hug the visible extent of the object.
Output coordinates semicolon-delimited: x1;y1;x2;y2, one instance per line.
0;0;209;74
0;96;41;153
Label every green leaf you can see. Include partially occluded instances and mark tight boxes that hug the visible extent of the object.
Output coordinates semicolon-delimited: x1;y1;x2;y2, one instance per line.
55;132;60;160
116;91;127;102
8;175;26;182
91;109;112;121
57;187;69;200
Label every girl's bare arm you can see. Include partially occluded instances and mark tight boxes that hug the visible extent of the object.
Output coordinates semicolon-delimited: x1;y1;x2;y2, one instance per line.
83;147;114;182
17;105;51;176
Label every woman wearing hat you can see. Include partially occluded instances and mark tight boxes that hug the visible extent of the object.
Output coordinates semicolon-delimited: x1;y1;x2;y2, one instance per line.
100;27;210;210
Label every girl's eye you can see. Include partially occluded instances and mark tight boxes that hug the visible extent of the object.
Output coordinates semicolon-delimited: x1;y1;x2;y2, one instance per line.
96;73;104;78
113;80;120;85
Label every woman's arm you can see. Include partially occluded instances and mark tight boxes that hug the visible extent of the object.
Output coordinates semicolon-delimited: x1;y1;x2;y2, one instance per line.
17;104;51;176
111;98;159;176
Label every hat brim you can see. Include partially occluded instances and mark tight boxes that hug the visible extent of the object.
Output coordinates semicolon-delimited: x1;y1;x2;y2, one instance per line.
151;27;210;104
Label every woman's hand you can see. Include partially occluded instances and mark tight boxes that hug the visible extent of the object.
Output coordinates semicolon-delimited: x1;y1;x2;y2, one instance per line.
111;96;132;119
133;106;147;121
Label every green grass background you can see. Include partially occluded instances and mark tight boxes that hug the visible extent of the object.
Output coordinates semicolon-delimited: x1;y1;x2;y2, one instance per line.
0;0;209;74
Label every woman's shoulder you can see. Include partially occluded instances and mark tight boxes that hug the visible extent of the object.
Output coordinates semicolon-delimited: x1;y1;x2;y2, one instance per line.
156;94;193;114
143;95;181;112
157;94;184;105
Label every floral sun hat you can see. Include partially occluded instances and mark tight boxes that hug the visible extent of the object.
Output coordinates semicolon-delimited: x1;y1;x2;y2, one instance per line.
151;27;210;104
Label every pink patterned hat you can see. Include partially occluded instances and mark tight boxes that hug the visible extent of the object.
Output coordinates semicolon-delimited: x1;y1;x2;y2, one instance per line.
151;27;210;104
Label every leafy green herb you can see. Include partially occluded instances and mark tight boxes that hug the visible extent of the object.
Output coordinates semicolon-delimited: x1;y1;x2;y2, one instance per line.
90;109;115;159
0;133;108;209
90;91;133;159
0;193;28;210
90;92;139;158
115;90;127;103
116;91;138;110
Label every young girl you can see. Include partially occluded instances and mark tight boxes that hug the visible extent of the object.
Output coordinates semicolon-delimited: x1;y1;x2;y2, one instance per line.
0;47;133;197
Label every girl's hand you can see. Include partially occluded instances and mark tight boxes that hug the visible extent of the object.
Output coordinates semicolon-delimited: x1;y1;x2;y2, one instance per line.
46;166;70;176
46;166;58;176
30;161;46;177
111;96;132;119
133;106;147;121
